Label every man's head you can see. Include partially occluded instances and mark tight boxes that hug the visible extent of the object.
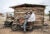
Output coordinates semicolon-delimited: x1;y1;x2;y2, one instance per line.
25;12;32;15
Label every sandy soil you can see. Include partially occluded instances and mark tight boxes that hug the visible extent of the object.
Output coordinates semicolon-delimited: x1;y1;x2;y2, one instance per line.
0;28;49;34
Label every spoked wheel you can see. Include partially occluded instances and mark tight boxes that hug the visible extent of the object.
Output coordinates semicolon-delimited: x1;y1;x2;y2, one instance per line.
4;21;13;27
27;26;33;31
11;24;18;31
26;22;33;31
29;26;33;31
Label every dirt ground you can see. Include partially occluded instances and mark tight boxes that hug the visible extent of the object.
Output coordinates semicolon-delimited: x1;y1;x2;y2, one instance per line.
0;27;50;34
0;16;50;34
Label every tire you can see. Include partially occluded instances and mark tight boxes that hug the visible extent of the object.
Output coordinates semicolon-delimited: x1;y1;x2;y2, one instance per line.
11;24;17;31
4;21;13;27
28;26;33;31
4;21;10;27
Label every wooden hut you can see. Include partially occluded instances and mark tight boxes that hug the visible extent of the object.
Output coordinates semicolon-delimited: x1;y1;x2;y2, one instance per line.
10;4;45;26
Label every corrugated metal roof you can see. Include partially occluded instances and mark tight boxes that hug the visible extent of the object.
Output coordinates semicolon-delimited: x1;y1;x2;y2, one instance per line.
10;3;46;8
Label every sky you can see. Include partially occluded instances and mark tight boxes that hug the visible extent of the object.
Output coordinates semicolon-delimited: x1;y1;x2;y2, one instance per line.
0;0;50;14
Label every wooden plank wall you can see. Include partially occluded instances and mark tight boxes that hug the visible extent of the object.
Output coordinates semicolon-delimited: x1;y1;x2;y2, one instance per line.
14;7;45;26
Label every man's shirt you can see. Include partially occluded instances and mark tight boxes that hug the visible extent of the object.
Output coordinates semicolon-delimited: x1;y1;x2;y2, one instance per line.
28;12;35;22
25;14;31;19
